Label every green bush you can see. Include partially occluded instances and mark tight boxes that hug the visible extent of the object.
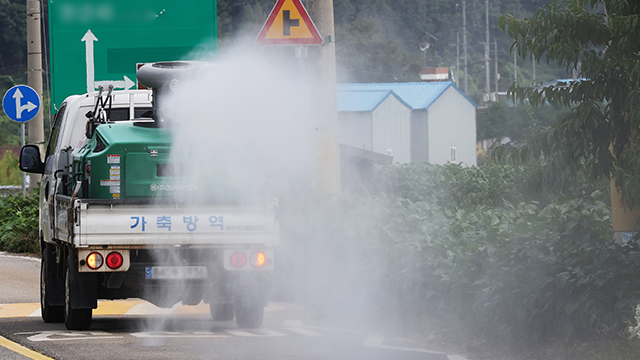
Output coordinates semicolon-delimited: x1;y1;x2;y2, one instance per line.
0;150;22;185
442;196;640;347
0;194;39;254
279;162;640;352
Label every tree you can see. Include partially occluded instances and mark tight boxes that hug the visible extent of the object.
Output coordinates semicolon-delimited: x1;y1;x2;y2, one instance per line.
0;0;26;72
497;0;640;208
477;101;567;143
336;18;422;82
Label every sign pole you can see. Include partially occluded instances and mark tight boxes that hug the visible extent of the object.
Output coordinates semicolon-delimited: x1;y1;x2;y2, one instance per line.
21;123;26;196
27;0;45;193
309;0;340;195
255;0;340;195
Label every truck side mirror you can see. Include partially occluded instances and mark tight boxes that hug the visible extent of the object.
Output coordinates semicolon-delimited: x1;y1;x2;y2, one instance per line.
19;145;45;174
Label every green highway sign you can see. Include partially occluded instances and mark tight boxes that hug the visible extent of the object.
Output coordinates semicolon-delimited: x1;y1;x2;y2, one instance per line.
48;0;217;111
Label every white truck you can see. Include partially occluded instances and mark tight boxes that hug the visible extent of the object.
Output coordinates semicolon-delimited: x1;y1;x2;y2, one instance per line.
19;61;278;330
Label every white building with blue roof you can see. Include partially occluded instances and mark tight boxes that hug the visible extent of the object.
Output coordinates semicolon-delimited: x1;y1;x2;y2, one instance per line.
337;82;477;165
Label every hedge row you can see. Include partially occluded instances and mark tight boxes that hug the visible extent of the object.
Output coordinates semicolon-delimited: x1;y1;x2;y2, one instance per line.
278;163;640;351
0;193;39;254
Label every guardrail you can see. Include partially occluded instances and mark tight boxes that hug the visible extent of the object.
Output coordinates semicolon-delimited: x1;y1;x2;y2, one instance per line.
0;186;22;197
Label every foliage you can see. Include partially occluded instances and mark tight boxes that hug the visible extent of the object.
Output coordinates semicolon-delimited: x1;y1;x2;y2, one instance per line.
444;196;639;348
476;100;567;142
279;162;639;355
0;193;39;254
497;0;640;209
335;18;422;82
214;0;566;102
517;335;640;360
0;74;15;93
629;304;640;340
0;150;21;185
0;116;20;148
0;0;26;71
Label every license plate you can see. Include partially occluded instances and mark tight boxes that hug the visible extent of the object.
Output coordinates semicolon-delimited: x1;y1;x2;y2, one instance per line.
145;266;208;279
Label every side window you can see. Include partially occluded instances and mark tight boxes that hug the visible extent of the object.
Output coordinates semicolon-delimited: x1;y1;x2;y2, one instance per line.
45;103;67;159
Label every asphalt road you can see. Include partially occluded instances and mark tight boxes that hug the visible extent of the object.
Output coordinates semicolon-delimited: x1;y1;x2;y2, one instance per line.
0;253;40;304
0;252;468;360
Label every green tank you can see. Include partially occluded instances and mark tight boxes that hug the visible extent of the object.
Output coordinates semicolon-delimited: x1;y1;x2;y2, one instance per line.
73;122;174;199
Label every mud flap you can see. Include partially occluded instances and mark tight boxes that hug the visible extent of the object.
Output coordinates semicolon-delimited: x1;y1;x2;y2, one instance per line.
68;255;98;309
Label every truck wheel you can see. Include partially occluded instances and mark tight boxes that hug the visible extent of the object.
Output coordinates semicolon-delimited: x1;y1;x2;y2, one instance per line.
64;260;92;330
235;300;264;329
40;247;64;323
210;303;234;321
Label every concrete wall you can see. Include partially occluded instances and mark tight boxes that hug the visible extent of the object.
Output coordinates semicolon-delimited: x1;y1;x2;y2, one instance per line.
372;95;412;164
427;87;477;166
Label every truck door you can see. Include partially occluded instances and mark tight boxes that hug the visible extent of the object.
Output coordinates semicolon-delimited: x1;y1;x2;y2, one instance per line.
41;103;67;243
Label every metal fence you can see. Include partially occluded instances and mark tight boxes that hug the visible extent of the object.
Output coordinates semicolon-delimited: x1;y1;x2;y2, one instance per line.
0;185;22;197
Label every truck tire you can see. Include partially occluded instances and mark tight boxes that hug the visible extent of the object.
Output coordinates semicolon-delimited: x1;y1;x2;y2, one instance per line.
210;303;234;321
235;299;264;329
40;246;64;323
64;260;92;330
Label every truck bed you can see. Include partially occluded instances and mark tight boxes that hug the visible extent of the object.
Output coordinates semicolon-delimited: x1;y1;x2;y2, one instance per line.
54;195;278;247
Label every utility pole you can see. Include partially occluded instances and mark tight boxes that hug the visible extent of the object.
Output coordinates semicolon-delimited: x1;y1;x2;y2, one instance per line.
484;0;490;100
494;41;498;94
463;0;468;94
449;32;461;86
456;32;460;86
308;0;340;194
26;0;45;192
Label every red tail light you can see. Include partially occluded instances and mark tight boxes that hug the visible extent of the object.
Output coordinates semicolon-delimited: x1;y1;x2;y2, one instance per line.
106;252;123;269
230;251;247;268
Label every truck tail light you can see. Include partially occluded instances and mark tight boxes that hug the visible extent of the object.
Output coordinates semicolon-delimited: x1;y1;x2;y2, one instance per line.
86;252;103;270
230;251;246;268
250;252;267;268
106;252;123;269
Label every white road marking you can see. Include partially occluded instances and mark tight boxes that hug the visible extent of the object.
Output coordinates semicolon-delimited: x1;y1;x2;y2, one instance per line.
17;327;468;359
27;331;123;342
131;331;227;338
257;329;287;337
361;334;465;358
281;321;321;336
225;329;286;337
284;327;321;336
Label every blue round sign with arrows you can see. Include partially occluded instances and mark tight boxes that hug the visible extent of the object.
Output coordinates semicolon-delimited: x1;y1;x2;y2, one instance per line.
2;85;41;123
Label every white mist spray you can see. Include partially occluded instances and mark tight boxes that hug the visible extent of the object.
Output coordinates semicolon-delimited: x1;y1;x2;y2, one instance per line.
160;45;319;201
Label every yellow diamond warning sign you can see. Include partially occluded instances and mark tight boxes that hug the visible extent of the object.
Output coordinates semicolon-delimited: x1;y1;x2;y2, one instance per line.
256;0;323;45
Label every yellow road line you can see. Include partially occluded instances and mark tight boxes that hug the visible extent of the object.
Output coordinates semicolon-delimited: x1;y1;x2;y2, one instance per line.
172;301;209;314
0;303;40;318
0;334;53;360
94;300;146;315
0;300;212;318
